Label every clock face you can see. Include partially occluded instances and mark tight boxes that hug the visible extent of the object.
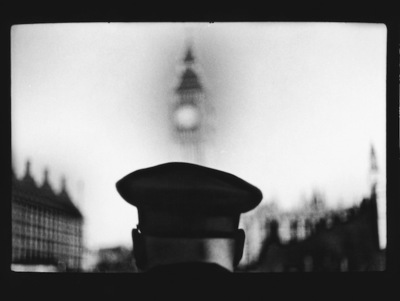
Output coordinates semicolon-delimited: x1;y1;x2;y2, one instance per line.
174;104;200;130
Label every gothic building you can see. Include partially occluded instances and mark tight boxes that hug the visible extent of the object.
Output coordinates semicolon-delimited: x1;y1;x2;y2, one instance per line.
11;160;84;272
239;191;384;272
238;146;385;272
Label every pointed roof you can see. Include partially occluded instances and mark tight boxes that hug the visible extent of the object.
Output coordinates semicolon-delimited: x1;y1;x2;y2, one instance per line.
12;161;83;219
184;47;195;64
176;67;202;92
59;176;71;201
40;168;56;198
175;45;202;93
58;176;83;218
21;160;38;190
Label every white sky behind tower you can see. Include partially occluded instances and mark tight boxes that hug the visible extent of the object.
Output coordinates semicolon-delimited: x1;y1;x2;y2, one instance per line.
11;22;386;249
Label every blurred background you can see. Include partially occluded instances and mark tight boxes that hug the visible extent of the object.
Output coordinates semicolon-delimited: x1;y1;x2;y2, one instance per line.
11;22;386;272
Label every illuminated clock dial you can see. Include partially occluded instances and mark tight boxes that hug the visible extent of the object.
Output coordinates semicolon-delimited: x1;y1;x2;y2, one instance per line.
174;104;200;130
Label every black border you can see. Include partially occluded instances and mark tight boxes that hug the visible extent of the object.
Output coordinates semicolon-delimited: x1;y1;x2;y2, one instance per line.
2;6;399;297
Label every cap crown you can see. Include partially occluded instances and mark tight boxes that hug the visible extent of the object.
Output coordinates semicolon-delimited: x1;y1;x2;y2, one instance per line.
116;162;263;215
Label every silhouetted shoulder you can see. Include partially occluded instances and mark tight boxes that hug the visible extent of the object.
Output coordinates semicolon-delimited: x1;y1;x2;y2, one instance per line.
147;262;232;273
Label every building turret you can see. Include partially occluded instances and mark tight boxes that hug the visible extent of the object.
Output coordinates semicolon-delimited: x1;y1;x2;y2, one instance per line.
40;168;55;197
22;160;37;189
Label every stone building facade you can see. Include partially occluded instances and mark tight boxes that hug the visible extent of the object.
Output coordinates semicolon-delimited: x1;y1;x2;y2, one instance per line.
11;160;84;272
238;185;384;272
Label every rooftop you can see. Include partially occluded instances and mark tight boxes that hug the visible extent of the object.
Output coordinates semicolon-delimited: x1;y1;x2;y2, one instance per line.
12;160;83;218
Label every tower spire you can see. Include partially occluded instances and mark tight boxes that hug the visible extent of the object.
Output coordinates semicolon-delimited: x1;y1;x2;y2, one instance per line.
184;46;195;65
369;144;378;195
44;168;49;184
370;144;378;173
40;166;56;196
22;158;37;188
25;159;31;177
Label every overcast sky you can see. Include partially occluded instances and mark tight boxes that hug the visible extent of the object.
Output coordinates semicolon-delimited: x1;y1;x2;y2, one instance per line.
11;22;387;250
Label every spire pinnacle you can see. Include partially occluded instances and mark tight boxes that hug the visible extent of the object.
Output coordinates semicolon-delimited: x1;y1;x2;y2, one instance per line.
44;168;49;183
22;158;37;187
370;144;378;172
369;144;379;196
184;46;195;64
25;159;31;177
61;175;67;192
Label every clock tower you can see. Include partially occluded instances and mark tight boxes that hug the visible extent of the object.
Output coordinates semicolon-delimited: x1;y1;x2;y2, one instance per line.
171;46;210;164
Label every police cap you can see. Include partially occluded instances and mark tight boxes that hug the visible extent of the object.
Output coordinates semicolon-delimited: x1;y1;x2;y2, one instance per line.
116;162;263;237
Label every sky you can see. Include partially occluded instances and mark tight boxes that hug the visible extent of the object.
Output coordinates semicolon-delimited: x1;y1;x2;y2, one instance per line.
11;22;387;250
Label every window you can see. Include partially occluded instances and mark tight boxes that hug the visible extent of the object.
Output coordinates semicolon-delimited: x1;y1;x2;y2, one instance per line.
12;222;20;235
304;256;313;272
340;257;349;271
24;207;29;222
279;219;290;243
290;220;298;241
305;219;313;237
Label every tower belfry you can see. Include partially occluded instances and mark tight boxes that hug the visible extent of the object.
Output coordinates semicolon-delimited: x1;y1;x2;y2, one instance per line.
170;45;210;164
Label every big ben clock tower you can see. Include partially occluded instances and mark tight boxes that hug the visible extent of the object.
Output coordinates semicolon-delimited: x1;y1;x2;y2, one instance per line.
171;45;211;164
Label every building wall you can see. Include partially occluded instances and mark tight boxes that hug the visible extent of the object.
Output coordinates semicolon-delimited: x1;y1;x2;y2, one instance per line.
238;192;384;272
11;165;84;272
